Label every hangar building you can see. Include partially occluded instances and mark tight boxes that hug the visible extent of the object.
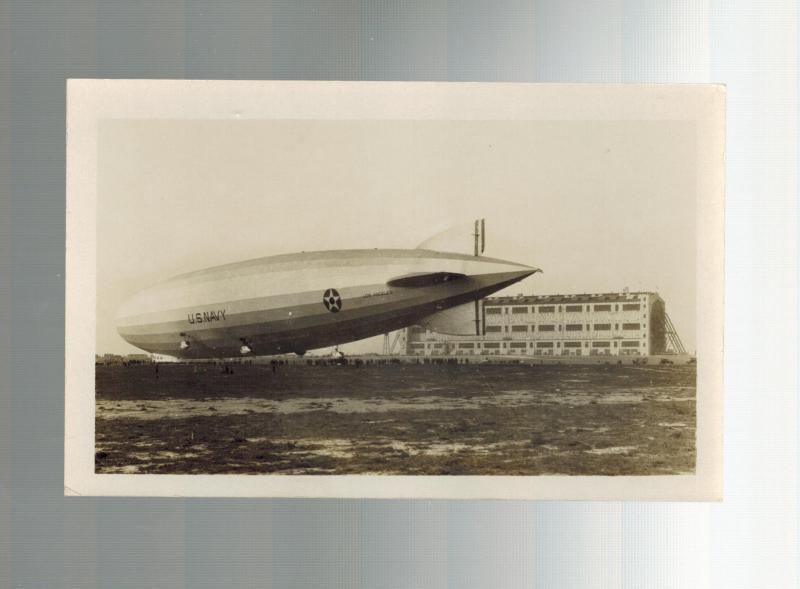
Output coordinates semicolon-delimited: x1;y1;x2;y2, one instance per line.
404;291;685;357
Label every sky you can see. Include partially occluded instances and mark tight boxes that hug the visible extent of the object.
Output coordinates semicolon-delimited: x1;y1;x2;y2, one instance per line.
97;118;696;355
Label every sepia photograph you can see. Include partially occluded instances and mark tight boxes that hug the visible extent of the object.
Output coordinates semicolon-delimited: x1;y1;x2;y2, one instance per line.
4;0;797;585
65;80;724;498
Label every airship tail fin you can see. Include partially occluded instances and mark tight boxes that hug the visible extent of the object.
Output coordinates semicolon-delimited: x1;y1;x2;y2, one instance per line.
387;271;466;288
416;301;478;335
416;219;486;255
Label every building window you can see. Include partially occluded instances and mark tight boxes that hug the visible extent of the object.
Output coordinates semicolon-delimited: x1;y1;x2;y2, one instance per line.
594;304;611;312
510;342;527;349
622;323;640;330
592;341;611;348
511;307;529;314
485;325;501;333
622;303;641;311
511;325;528;333
621;341;640;348
538;325;555;332
457;343;474;349
536;342;554;348
565;305;582;312
483;343;500;349
564;341;582;348
594;323;611;331
565;324;583;331
485;307;501;315
539;306;555;313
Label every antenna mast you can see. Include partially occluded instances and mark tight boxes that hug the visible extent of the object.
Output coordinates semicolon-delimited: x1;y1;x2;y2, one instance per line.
473;218;486;334
473;218;486;256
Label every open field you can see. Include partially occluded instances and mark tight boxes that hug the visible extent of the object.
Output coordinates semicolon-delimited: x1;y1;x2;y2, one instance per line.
95;362;696;475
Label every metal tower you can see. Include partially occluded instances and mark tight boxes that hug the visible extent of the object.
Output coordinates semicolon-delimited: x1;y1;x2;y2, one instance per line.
382;330;407;355
664;313;686;354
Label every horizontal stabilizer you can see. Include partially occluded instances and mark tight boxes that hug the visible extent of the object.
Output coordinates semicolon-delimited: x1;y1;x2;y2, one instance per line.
416;302;478;335
387;271;466;288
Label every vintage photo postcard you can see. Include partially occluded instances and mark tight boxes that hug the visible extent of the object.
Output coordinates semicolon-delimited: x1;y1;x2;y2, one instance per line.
65;80;724;499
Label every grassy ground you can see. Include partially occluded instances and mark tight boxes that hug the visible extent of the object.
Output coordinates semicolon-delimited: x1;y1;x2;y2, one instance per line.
95;362;696;475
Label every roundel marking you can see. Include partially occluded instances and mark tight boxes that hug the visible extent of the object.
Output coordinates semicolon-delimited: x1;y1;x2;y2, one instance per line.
323;288;342;313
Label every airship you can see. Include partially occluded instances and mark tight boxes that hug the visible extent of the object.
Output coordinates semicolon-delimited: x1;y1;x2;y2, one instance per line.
116;221;540;359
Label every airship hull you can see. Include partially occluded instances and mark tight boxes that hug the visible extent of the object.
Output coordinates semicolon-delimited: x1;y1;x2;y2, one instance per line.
116;249;536;359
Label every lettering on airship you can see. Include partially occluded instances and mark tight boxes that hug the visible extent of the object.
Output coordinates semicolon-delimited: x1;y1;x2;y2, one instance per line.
362;289;392;298
187;309;227;324
323;288;342;313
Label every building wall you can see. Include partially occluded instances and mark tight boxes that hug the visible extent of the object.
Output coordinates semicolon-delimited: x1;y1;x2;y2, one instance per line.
405;292;664;357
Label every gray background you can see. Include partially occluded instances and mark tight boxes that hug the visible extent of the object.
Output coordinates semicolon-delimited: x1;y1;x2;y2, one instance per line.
1;1;797;588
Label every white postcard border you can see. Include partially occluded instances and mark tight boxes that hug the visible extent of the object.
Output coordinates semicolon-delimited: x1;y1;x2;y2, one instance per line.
65;80;724;499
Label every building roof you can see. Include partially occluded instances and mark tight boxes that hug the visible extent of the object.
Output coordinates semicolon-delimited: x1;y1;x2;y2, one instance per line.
484;291;660;305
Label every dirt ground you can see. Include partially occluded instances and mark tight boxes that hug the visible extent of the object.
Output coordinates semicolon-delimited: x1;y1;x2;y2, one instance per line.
95;362;696;475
